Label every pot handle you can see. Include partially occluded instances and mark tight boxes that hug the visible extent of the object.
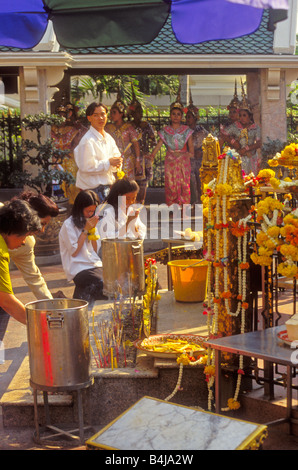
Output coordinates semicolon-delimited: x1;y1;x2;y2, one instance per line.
132;243;142;256
47;313;64;329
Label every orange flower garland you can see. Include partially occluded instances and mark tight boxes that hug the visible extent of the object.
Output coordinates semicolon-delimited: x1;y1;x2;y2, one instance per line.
204;149;251;412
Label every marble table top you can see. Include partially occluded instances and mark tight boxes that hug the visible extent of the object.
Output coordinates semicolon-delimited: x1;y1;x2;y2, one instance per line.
86;396;267;450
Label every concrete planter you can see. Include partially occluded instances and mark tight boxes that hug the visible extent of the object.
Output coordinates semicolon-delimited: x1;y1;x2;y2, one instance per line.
34;198;70;257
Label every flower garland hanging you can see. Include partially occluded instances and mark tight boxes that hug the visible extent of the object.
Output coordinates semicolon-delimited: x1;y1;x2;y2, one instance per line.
250;196;284;268
250;198;298;279
117;168;126;179
203;148;250;412
244;166;298;195
87;227;100;241
243;168;279;195
268;142;298;169
278;209;298;278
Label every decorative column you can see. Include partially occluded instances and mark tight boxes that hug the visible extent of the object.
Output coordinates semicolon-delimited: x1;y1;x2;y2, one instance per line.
260;68;287;143
19;65;67;176
19;65;66;117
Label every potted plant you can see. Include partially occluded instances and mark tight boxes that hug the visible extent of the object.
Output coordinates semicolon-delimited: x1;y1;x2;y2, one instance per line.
11;112;76;256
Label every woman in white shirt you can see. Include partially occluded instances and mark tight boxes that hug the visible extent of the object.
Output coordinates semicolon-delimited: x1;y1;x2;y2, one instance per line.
59;190;105;304
98;178;146;240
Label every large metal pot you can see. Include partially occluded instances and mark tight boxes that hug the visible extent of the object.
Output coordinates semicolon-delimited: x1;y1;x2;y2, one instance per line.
26;299;90;390
101;238;145;298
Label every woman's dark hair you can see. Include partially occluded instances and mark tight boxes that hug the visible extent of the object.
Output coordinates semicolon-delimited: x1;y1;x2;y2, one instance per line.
239;108;254;123
0;199;42;235
86;102;108;117
13;191;59;218
71;190;99;229
106;178;139;215
170;107;183;115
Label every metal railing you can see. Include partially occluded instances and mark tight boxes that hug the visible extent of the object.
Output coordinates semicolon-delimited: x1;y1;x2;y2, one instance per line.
0;110;22;188
0;107;297;189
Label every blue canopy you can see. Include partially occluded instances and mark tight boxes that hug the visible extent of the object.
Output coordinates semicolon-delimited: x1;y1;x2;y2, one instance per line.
0;0;288;49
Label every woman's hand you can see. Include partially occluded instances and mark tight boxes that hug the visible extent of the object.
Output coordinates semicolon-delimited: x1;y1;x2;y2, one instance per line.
118;209;140;237
172;150;182;157
228;137;240;150
127;209;140;224
84;214;99;232
238;146;252;156
135;160;142;174
72;214;99;258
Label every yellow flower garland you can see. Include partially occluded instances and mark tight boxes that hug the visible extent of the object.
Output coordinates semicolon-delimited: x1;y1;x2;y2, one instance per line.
88;227;100;241
250;189;298;278
204;149;249;412
117;169;125;179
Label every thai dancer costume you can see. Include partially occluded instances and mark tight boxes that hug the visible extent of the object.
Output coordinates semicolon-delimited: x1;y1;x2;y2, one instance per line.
105;93;139;180
159;124;193;206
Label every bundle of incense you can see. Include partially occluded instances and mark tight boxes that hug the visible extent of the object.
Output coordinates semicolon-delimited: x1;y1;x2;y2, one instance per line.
91;317;125;369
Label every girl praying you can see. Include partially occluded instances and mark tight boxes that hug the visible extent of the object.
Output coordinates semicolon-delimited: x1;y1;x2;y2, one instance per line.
59;190;106;304
98;178;146;240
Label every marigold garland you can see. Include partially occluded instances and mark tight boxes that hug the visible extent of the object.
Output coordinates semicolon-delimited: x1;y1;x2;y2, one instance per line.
268;143;298;171
250;192;298;279
204;149;249;412
117;168;125;179
88;227;100;241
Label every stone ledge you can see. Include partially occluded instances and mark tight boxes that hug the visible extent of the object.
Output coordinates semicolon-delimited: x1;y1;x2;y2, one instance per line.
90;351;158;379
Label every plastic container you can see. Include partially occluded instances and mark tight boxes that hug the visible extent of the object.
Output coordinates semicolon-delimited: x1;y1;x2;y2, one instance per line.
168;260;208;302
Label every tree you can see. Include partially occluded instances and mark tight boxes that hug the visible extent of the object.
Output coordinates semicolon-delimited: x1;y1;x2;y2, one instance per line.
11;113;74;197
71;74;180;107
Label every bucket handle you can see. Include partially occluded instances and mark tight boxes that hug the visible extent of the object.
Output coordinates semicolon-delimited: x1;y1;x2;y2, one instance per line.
181;260;206;271
47;313;64;329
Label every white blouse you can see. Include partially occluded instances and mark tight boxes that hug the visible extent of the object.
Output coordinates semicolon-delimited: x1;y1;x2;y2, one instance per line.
59;216;102;282
98;205;146;240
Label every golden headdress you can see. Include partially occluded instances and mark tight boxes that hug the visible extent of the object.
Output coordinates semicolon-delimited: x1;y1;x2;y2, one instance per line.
111;84;126;114
227;80;241;110
55;91;68;113
185;90;199;118
127;83;142;115
239;78;252;113
170;84;184;112
55;92;76;118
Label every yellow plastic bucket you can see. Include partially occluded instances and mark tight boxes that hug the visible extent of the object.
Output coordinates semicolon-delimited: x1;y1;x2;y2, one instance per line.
168;259;208;302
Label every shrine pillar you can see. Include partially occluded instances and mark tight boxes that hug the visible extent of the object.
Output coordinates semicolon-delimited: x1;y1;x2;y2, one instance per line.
259;68;287;143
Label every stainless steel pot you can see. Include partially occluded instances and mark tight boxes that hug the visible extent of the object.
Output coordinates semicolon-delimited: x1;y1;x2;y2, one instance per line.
26;299;90;390
101;238;145;297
